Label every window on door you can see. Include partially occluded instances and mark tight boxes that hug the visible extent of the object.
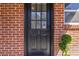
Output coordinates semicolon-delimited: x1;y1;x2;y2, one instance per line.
31;4;47;29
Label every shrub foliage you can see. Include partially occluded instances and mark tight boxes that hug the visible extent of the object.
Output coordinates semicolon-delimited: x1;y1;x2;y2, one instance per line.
59;34;72;56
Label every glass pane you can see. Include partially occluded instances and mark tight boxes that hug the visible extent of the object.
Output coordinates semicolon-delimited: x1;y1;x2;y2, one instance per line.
65;11;79;23
31;4;36;11
42;21;46;29
37;12;41;20
37;21;41;29
42;3;46;11
65;3;79;10
31;21;36;29
42;12;46;20
37;4;41;12
31;12;36;20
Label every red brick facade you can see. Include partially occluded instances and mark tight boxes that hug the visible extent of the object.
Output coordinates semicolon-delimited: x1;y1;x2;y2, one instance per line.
53;3;64;56
54;3;79;56
0;3;79;56
0;4;24;56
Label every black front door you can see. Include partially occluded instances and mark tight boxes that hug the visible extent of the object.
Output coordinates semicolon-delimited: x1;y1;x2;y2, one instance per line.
26;3;51;56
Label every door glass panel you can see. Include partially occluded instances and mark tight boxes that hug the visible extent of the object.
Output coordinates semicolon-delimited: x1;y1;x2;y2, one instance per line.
37;4;41;12
31;4;47;29
42;21;46;29
42;3;46;11
37;12;41;20
31;12;36;20
42;12;47;20
31;4;36;11
37;21;41;29
31;21;36;29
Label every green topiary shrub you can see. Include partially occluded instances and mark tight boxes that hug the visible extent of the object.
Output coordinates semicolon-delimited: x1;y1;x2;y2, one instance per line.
62;34;72;44
59;34;73;56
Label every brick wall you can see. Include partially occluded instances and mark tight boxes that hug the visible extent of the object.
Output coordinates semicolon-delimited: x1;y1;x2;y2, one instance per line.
53;3;64;56
54;3;79;56
0;3;24;56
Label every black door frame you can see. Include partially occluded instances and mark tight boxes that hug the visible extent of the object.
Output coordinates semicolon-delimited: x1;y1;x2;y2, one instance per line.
24;3;54;56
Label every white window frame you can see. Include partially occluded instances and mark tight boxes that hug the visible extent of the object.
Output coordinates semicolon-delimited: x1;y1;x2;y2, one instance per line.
64;3;79;25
